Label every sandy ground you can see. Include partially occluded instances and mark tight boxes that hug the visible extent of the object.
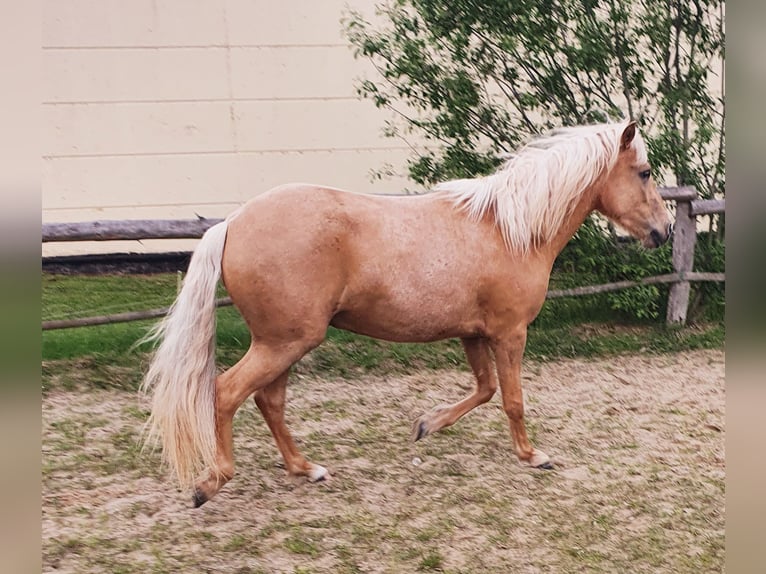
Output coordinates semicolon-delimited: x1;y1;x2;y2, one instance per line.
42;349;724;573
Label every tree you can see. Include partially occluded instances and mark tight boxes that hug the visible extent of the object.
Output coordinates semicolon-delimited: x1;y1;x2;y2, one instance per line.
344;0;725;201
344;0;725;322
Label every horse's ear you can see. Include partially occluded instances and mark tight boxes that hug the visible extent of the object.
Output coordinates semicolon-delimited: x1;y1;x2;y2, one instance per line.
620;121;637;151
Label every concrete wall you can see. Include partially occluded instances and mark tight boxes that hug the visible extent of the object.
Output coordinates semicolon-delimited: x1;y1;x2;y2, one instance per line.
43;0;416;254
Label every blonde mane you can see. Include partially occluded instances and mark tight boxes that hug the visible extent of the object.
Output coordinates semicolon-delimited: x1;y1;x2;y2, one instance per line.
434;122;648;252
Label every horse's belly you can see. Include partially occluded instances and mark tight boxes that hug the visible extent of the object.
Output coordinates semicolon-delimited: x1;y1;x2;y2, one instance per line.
330;303;483;343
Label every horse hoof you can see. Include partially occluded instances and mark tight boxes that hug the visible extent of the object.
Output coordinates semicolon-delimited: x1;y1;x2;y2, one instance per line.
192;489;208;508
413;420;428;442
536;461;554;470
308;464;329;482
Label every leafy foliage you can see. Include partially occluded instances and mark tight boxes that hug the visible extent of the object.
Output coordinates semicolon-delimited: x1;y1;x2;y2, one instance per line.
344;0;725;199
550;215;724;321
552;217;669;320
345;0;725;321
689;229;726;320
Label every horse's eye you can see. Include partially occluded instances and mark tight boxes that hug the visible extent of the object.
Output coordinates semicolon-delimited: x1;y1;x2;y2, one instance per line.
639;169;651;181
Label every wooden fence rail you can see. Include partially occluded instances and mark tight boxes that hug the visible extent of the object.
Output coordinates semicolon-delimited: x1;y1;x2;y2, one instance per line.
42;218;224;242
42;298;234;331
41;187;724;330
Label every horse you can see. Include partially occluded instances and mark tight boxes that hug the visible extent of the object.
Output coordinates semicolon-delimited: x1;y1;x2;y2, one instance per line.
141;121;673;507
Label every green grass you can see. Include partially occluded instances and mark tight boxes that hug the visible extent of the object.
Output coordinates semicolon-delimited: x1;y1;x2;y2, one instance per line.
41;273;724;391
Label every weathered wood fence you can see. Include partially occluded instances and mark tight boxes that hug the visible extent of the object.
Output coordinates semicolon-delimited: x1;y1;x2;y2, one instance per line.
41;187;724;330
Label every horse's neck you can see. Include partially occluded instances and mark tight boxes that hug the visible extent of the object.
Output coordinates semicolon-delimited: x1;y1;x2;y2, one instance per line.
542;184;600;260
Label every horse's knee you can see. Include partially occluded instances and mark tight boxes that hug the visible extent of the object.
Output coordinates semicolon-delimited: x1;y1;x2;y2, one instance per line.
504;400;524;421
253;389;270;410
478;383;497;404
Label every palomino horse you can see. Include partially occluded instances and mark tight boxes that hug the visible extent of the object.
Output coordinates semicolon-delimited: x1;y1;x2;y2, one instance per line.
142;121;672;507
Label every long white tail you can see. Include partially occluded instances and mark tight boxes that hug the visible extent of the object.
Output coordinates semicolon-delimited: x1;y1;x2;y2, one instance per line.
140;220;229;491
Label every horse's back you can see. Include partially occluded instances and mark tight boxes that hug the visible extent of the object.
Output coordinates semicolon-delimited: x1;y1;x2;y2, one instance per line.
223;183;435;273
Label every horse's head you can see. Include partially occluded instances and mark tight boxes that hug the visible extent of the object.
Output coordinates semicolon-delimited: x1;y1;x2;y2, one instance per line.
595;122;673;248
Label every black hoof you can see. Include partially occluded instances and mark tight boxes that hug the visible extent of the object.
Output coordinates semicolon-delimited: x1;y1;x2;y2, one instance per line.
313;473;328;483
192;489;208;508
536;461;554;470
414;421;427;442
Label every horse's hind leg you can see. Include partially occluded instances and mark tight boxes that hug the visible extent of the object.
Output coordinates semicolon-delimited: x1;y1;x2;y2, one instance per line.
412;337;497;441
254;370;329;482
193;342;305;507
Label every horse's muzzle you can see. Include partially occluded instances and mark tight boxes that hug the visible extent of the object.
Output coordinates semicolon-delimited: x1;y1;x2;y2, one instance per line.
649;223;673;247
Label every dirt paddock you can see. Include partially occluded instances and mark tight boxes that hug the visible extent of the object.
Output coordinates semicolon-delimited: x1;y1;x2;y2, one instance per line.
42;349;724;573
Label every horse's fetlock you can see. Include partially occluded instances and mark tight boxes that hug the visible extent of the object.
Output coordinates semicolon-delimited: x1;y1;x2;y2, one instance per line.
215;463;235;483
223;467;235;481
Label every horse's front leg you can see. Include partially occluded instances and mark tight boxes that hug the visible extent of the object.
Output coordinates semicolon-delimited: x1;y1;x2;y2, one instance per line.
492;330;552;469
412;337;497;441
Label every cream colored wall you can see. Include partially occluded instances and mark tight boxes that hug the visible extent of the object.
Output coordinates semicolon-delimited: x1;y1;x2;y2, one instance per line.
43;0;418;255
43;2;723;256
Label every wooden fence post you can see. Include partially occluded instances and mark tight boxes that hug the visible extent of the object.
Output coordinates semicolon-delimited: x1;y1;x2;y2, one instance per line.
666;197;698;325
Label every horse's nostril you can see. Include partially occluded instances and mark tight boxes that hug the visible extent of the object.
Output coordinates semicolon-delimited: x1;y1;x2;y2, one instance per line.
650;229;663;247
